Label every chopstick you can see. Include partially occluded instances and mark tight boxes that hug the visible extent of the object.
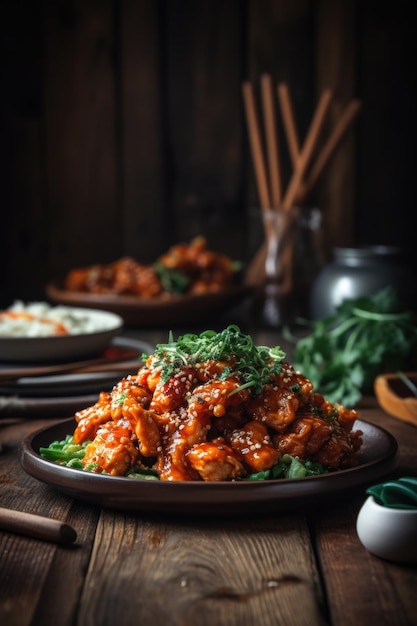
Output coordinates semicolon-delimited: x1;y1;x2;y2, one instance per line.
0;361;141;384
241;81;272;212
260;73;282;208
275;89;332;289
242;79;276;285
296;98;362;203
277;82;301;167
0;506;77;545
281;88;333;210
243;76;361;214
0;350;140;383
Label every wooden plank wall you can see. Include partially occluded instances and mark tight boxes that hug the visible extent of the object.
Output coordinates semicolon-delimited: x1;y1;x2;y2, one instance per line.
1;0;415;308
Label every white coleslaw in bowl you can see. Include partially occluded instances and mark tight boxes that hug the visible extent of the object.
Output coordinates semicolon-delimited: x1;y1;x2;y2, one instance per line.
0;302;124;362
0;301;121;337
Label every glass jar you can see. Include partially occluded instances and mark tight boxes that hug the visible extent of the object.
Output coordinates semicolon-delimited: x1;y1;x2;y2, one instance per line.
310;245;416;319
247;207;325;327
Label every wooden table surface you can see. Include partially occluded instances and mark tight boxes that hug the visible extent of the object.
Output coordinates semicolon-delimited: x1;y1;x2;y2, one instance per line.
1;326;416;626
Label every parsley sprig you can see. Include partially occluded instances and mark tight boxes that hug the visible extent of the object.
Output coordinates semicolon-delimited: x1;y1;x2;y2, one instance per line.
143;325;286;396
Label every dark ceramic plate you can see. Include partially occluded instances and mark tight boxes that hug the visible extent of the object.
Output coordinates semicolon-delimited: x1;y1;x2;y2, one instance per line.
0;336;154;417
46;282;252;326
0;336;153;397
20;419;398;515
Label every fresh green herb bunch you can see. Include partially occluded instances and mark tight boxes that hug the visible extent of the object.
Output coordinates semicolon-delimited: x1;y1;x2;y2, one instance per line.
292;287;417;407
142;324;286;396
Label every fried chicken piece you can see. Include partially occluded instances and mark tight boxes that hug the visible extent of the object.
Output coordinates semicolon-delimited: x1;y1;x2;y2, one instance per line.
155;408;211;481
122;397;161;457
137;362;162;392
274;416;333;460
274;412;362;470
64;267;89;291
71;264;115;294
188;378;250;420
228;420;279;472
73;391;112;444
149;367;198;414
112;257;164;297
334;403;359;432
158;236;207;276
208;407;247;439
194;359;235;383
82;419;139;475
158;236;235;292
64;265;113;293
247;384;300;432
111;257;144;293
110;376;152;420
187;440;246;481
130;265;163;298
271;362;315;397
313;421;363;470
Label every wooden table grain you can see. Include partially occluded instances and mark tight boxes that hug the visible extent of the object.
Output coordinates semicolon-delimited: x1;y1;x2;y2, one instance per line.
1;328;416;626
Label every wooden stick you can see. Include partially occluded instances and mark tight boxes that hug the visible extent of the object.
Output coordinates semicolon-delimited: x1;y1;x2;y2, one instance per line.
282;89;333;210
297;99;362;202
260;74;282;208
277;82;301;166
0;507;77;545
0;349;140;383
241;81;271;211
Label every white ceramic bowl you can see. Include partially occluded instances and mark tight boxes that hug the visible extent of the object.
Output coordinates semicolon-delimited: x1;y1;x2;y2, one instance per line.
0;307;124;362
356;495;417;564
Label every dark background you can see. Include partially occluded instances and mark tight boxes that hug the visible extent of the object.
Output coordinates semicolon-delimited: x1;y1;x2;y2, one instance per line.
1;0;415;308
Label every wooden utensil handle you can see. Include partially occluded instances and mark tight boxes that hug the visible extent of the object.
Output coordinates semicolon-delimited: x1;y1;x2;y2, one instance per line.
0;507;77;544
0;348;139;382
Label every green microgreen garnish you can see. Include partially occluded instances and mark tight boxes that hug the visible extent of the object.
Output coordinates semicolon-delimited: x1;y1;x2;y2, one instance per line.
114;392;128;407
143;325;286;396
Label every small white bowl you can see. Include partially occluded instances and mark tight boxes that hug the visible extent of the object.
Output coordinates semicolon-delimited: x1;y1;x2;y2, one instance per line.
0;307;124;362
356;495;417;564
